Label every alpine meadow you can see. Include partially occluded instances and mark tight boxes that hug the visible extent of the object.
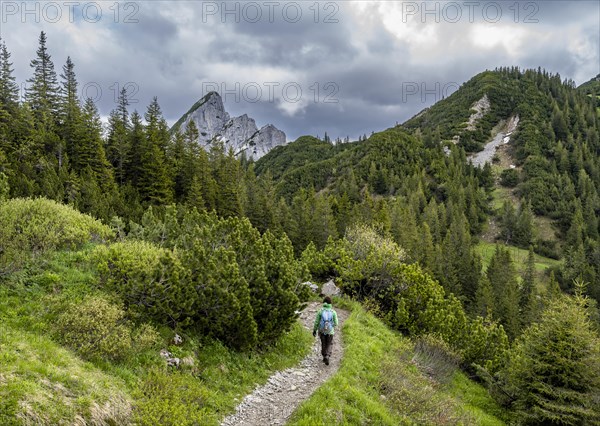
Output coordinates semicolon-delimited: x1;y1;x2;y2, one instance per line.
0;2;599;425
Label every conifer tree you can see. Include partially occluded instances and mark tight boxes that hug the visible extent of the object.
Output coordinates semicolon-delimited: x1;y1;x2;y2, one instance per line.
475;276;495;317
0;39;18;160
59;57;80;167
197;146;216;210
520;245;537;326
106;87;131;185
0;39;19;111
487;245;520;338
500;290;600;424
185;176;205;211
499;200;517;244
439;210;480;306
25;32;60;126
76;98;113;187
514;201;535;248
137;98;173;204
126;110;145;187
244;164;268;231
333;191;352;236
212;144;242;217
172;120;201;201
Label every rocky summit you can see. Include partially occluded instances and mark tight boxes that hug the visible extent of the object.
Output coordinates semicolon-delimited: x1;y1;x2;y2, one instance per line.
171;92;287;160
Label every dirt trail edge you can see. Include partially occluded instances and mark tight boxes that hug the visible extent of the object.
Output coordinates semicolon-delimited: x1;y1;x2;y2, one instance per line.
221;301;349;426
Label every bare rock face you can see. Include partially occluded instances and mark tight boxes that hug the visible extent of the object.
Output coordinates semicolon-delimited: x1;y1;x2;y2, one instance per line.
247;124;287;159
172;92;287;159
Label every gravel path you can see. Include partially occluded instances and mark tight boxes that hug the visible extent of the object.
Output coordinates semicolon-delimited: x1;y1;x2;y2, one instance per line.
221;302;349;426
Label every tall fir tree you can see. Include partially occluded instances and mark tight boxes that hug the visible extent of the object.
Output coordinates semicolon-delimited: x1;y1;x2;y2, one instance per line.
212;144;242;217
58;56;80;168
487;245;521;339
126;110;145;188
0;38;19;111
138;98;173;204
500;291;600;424
0;39;19;160
520;245;537;326
106;87;131;185
25;32;60;127
76;98;114;188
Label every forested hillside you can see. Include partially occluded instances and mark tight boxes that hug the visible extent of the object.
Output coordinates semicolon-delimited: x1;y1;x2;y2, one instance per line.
1;33;599;425
257;66;600;305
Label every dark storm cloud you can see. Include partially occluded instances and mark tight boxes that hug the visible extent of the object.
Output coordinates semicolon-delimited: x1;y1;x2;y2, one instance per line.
1;0;598;141
200;2;358;69
110;4;179;45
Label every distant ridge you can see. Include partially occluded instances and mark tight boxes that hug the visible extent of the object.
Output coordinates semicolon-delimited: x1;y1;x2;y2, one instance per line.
170;92;287;160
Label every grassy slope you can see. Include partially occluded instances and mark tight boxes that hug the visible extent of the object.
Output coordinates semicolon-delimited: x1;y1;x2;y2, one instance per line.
288;300;508;425
0;249;313;425
475;241;561;274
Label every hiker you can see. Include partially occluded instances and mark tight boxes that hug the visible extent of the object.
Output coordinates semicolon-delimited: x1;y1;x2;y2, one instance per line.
313;296;339;365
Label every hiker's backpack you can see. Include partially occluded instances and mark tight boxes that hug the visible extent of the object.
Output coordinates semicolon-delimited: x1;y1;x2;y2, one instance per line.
319;309;334;335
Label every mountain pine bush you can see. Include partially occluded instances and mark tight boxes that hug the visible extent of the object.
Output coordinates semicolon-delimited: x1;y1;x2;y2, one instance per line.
0;197;113;271
55;295;132;361
331;225;508;371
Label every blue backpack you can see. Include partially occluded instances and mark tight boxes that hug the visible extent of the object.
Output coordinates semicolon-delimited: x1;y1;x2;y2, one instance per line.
319;309;334;335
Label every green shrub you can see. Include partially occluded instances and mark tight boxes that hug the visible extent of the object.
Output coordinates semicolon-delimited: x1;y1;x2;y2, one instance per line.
55;295;132;361
301;241;334;280
89;241;197;326
500;168;519;187
0;198;113;270
133;323;163;352
133;369;214;426
90;239;258;350
124;206;306;348
330;225;508;370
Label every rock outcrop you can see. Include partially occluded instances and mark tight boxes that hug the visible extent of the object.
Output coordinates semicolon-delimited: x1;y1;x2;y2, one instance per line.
171;92;287;160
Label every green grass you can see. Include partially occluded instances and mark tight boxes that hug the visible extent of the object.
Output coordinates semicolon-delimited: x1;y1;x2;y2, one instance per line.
288;300;508;425
0;248;313;425
0;328;132;426
490;185;518;211
448;372;512;425
475;241;561;274
288;300;407;425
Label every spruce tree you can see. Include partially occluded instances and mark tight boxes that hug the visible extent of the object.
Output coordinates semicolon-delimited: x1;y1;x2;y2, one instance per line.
0;39;18;160
59;56;80;167
136;98;173;204
0;39;19;111
197;146;216;210
514;201;535;248
475;276;495;317
212;145;242;217
520;245;537;326
25;32;60;126
439;210;480;306
76;98;113;187
185;176;205;211
487;245;520;339
174;120;201;201
501;291;600;424
126;110;145;188
106;87;131;185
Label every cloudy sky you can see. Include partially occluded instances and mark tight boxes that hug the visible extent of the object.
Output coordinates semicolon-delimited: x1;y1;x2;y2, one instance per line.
1;1;598;140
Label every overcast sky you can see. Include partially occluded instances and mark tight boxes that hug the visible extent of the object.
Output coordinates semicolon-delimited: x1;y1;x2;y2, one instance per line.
1;1;598;141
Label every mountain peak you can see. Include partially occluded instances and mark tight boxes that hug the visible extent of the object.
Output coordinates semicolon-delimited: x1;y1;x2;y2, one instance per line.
171;93;286;159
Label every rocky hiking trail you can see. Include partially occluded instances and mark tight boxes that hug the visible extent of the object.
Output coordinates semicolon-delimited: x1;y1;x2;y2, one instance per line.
221;301;349;426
